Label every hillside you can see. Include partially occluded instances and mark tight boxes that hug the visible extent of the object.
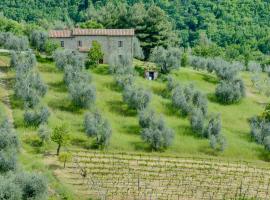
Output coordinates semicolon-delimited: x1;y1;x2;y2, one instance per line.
0;54;269;199
1;55;268;161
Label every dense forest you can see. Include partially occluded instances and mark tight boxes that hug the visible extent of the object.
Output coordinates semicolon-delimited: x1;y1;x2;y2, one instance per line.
0;0;270;63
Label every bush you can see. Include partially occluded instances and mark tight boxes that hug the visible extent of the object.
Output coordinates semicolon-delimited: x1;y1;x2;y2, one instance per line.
114;73;135;89
172;86;191;116
248;61;262;73
0;150;17;173
84;111;112;147
190;109;205;136
192;90;208;116
140;114;174;151
249;116;270;144
138;109;156;129
123;86;151;110
214;62;238;81
24;106;50;127
15;172;48;200
166;76;179;91
108;53;133;73
53;49;84;71
44;40;59;55
64;65;91;86
190;56;207;71
68;81;96;108
30;30;48;52
0;119;19;151
0;175;22;200
215;79;245;104
37;124;51;145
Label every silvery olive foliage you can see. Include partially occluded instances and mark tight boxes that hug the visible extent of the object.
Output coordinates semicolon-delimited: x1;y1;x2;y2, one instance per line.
24;106;50;127
0;32;29;51
139;109;174;151
133;37;144;60
123;86;151;111
84;111;112;147
150;46;182;73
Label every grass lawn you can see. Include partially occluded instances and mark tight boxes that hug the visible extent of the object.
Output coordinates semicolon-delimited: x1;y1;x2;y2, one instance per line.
3;55;270;166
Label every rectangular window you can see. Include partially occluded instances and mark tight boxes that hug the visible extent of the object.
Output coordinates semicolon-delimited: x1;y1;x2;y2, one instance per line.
78;40;82;47
60;41;64;47
118;41;123;47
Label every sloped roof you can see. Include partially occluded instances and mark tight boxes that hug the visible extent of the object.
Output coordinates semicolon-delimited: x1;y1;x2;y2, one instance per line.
48;30;72;38
49;28;135;38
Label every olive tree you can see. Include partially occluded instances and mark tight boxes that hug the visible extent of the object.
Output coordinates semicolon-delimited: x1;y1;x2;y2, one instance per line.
15;172;48;200
108;53;133;74
190;109;205;137
53;49;84;71
0;150;17;173
123;86;151;111
0;119;19;151
38;124;51;145
149;46;182;74
140;112;174;151
84;111;112;147
171;86;190;116
215;79;245;104
30;30;48;52
24;106;50;127
0;175;22;200
68;81;96;108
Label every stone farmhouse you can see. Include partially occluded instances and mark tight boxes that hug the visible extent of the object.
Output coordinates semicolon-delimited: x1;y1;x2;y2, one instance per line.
48;28;135;63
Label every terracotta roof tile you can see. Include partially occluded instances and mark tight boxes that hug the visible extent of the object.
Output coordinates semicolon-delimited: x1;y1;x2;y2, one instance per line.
48;30;72;38
49;29;135;38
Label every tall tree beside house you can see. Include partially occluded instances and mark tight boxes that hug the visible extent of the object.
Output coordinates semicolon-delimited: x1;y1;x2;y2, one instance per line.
86;40;104;68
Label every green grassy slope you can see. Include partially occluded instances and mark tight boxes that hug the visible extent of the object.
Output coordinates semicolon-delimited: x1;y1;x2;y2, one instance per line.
5;56;270;164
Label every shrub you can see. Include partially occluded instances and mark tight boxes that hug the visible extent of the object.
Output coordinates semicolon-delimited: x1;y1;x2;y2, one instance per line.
68;81;96;108
192;90;208;116
190;56;207;71
209;134;226;152
44;40;59;55
205;114;222;138
190;109;205;136
86;40;104;68
215;63;238;81
150;46;181;73
140;114;174;151
166;76;179;91
215;79;245;104
0;119;19;151
248;61;262;73
15;172;48;200
63;65;91;86
0;175;22;200
114;73;135;89
0;150;17;173
172;86;191;116
123;86;151;110
108;53;133;73
138;109;156;129
37;124;51;145
30;30;48;52
84;111;112;147
53;49;84;71
249;116;270;144
24;106;50;127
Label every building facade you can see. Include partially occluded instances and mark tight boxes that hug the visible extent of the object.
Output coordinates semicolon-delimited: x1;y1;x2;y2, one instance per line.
48;28;135;63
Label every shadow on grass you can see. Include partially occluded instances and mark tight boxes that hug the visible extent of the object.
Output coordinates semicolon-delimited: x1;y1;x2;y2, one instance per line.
134;65;145;77
3;76;15;91
121;124;140;135
107;100;137;117
105;82;122;92
257;148;270;162
10;94;24;109
163;102;180;117
202;73;218;84
152;86;168;98
48;98;82;114
130;141;153;152
48;81;67;93
91;65;110;75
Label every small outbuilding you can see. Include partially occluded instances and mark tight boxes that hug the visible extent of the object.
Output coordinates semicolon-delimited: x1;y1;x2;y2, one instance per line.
144;64;158;80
